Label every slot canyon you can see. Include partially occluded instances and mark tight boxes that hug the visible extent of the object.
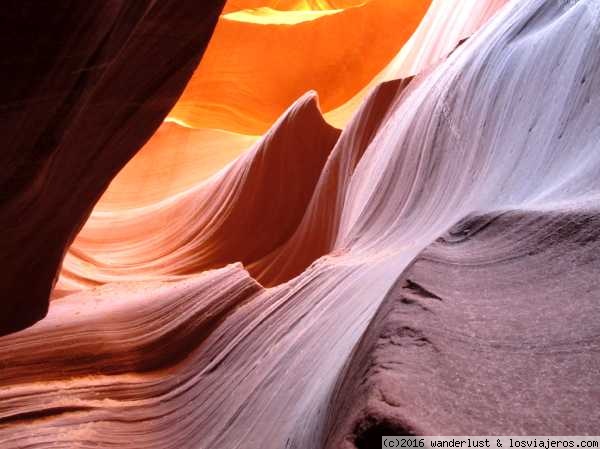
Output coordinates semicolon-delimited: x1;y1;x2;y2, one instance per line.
0;1;599;447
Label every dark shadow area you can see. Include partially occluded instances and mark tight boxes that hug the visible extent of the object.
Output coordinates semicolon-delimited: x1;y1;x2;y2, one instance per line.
354;417;416;449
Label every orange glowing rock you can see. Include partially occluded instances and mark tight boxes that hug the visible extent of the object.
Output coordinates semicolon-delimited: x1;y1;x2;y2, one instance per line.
222;0;366;13
167;0;432;134
5;1;600;447
71;0;508;291
90;0;434;233
96;123;257;210
57;94;340;294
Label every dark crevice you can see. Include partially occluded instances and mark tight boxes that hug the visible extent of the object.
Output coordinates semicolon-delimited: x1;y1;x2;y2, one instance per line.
0;406;94;425
354;417;417;449
403;279;441;301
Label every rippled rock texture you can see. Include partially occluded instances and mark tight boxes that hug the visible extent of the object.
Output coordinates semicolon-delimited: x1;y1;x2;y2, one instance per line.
2;0;600;447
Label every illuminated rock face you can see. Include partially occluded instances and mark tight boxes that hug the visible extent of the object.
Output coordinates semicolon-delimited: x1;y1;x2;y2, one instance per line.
2;0;600;447
62;0;505;293
168;0;432;134
58;93;341;292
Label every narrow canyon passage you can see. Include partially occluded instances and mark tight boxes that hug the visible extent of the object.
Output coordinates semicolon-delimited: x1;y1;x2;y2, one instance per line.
1;1;599;448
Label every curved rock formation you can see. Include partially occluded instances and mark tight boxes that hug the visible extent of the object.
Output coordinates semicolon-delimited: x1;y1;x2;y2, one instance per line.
2;0;600;447
168;0;432;134
324;0;509;126
97;0;499;215
58;93;340;292
326;210;600;445
95;124;258;210
0;1;225;335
